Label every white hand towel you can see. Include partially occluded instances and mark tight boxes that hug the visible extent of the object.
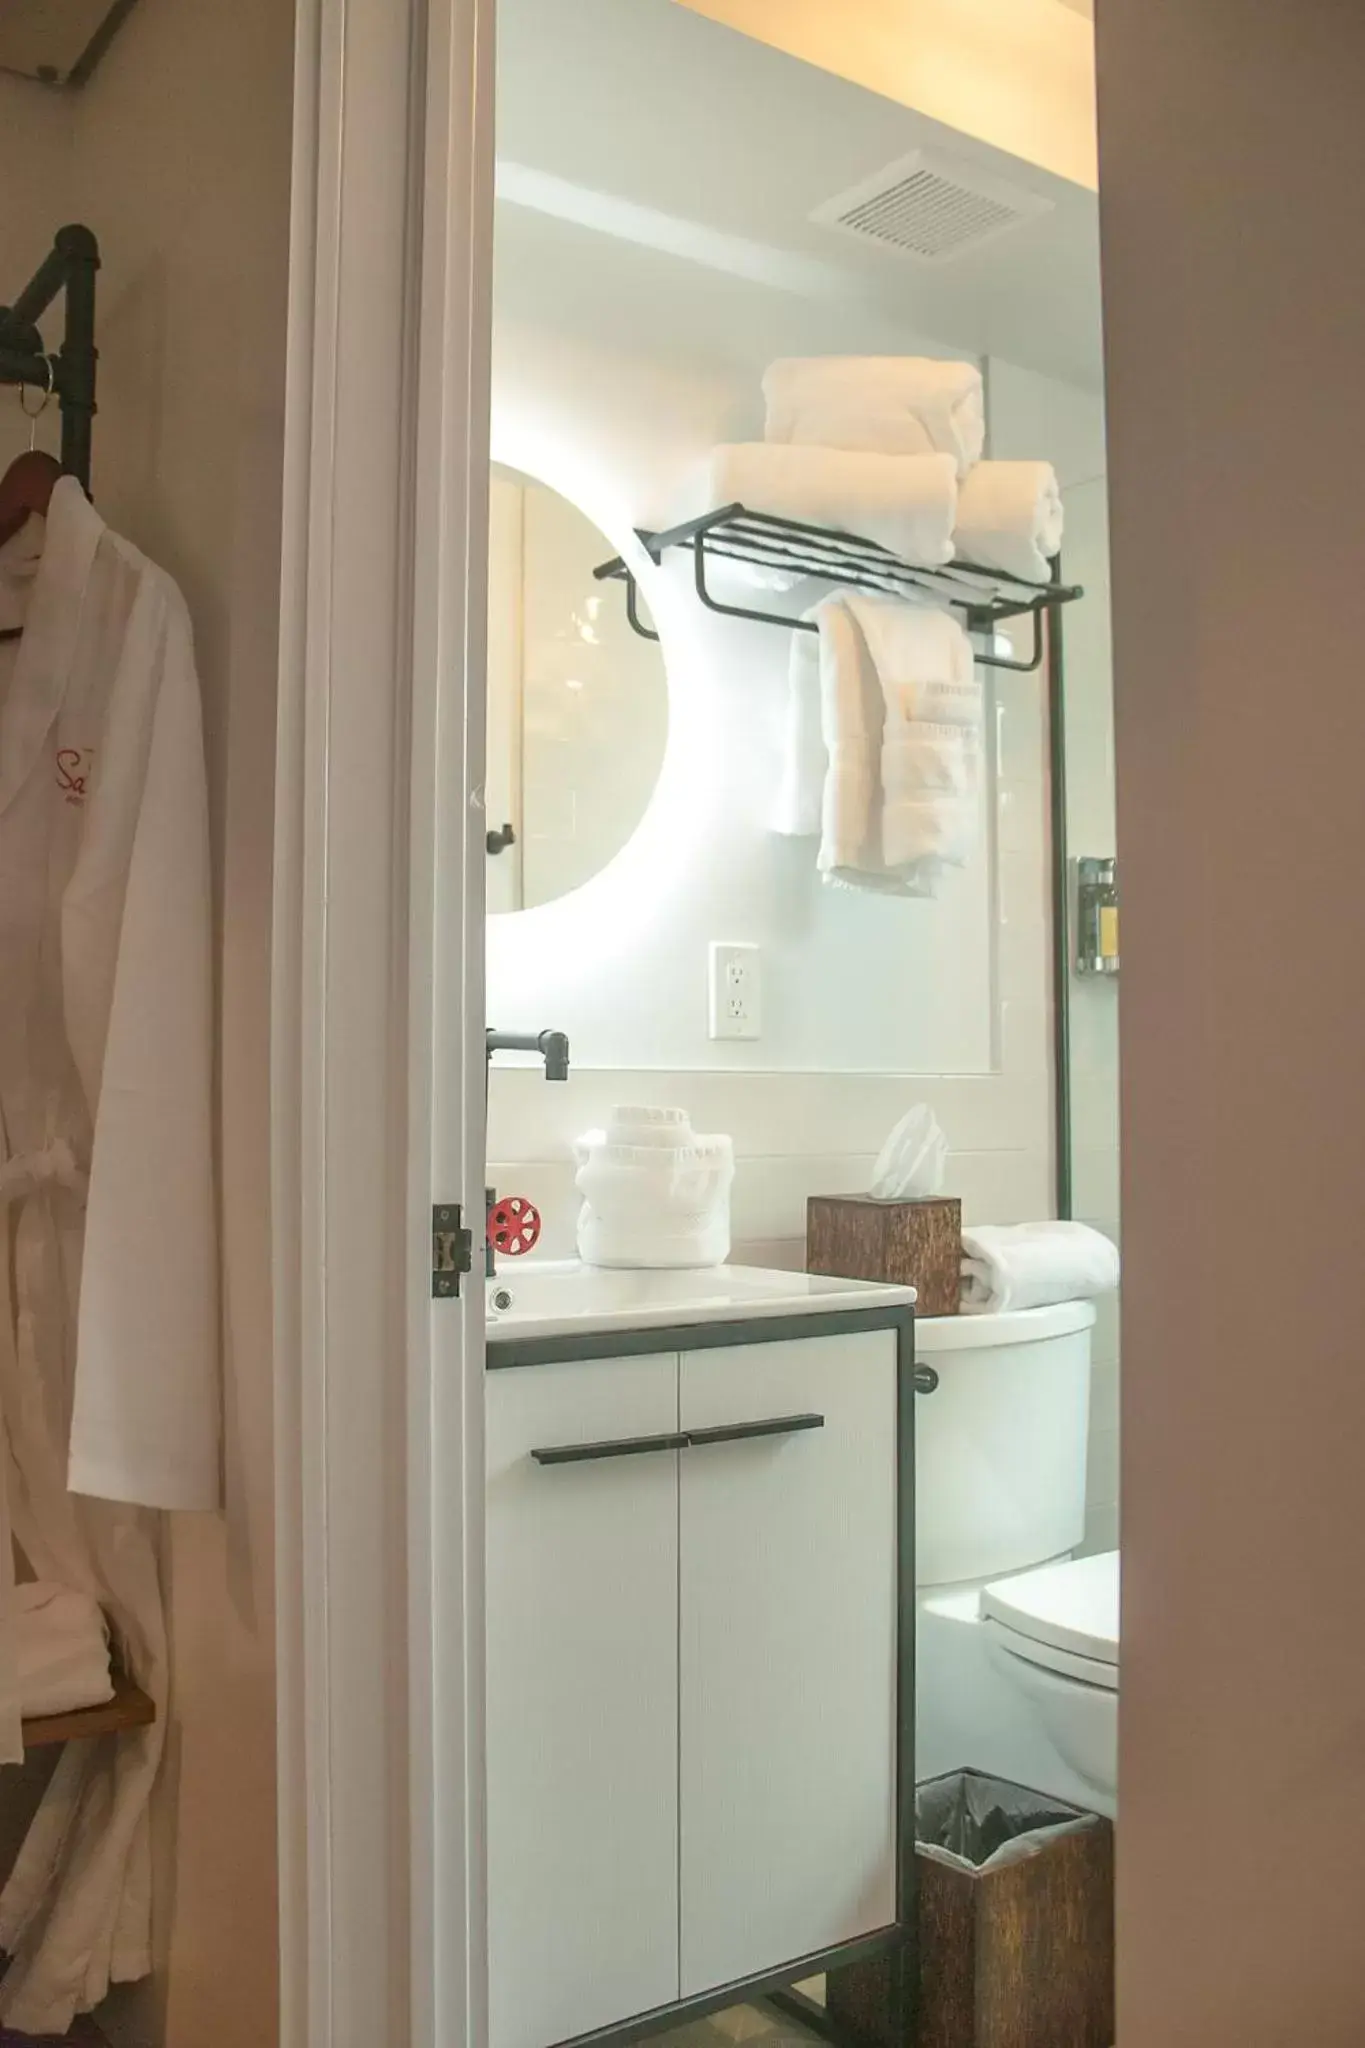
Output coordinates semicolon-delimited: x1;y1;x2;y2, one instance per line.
847;595;981;893
770;623;826;839
960;1222;1120;1315
774;596;981;899
954;460;1064;585
763;356;986;477
708;444;958;570
14;1582;114;1722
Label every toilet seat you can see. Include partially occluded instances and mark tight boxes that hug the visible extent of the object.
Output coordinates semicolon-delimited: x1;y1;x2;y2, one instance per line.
980;1550;1119;1689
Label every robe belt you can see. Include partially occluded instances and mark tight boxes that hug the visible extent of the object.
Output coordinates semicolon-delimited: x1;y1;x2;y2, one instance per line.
0;1138;87;1208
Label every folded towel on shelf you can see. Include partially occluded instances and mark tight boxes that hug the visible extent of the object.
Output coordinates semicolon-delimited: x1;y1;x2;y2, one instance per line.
763;356;985;476
954;460;1064;586
960;1222;1120;1315
707;443;958;572
14;1581;114;1722
773;595;980;898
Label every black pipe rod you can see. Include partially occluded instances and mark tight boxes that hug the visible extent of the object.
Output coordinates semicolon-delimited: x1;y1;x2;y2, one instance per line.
6;243;72;331
0;346;55;389
1047;557;1075;1221
56;232;99;491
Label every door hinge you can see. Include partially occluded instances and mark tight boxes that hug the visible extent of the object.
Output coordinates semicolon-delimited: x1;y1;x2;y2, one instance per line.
432;1203;474;1298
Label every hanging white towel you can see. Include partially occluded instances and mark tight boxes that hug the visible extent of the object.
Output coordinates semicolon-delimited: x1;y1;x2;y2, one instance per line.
763;356;985;477
773;595;980;899
14;1583;114;1722
846;595;981;894
707;444;957;570
960;1222;1120;1314
954;460;1064;585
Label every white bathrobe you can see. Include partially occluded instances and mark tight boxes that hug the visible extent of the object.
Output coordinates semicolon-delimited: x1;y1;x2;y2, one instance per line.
0;479;218;2033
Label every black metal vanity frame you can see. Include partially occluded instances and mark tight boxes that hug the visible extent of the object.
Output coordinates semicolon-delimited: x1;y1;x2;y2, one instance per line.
488;1300;921;2048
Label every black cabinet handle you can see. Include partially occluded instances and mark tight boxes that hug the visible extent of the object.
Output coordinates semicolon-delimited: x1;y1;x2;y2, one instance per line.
486;822;517;856
531;1430;688;1466
913;1365;939;1395
684;1413;824;1448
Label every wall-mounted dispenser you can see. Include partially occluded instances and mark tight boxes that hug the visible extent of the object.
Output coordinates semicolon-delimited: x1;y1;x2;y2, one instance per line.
1075;857;1119;976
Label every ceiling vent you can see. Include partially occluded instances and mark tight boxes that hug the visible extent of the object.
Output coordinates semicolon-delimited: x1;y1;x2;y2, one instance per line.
812;150;1054;265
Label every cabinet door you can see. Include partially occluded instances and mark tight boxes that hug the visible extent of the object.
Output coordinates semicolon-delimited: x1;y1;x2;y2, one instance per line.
678;1331;899;1996
486;1354;681;2048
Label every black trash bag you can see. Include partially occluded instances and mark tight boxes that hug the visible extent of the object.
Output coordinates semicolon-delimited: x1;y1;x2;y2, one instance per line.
915;1768;1103;1873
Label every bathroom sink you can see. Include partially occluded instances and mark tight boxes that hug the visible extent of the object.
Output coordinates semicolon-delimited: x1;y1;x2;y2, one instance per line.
485;1259;915;1341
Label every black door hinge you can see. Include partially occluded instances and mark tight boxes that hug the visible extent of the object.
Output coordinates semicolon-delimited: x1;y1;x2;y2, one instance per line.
432;1203;474;1298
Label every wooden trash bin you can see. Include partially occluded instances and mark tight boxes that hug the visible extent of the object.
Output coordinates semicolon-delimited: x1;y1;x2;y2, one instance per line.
827;1769;1114;2048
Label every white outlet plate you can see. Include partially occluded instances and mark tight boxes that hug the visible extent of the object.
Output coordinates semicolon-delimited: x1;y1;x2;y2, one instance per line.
708;942;762;1041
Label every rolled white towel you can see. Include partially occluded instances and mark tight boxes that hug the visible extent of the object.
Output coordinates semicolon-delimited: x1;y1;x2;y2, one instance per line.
708;444;958;571
954;460;1064;586
960;1221;1120;1315
763;356;985;477
575;1108;735;1270
14;1581;114;1722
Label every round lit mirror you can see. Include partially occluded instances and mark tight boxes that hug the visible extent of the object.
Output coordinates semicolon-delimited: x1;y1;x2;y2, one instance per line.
486;464;669;912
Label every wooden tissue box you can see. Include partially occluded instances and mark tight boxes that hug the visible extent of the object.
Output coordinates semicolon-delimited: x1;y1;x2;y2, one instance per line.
806;1194;962;1317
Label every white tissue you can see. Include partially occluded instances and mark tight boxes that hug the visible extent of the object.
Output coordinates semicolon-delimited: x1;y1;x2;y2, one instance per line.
869;1105;948;1200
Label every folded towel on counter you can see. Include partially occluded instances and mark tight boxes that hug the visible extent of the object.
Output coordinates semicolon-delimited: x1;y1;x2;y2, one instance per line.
960;1222;1120;1315
773;595;980;898
13;1581;114;1722
954;460;1064;586
707;443;958;571
763;356;986;477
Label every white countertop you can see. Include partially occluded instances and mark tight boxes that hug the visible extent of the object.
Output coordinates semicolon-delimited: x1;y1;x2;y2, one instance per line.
486;1260;916;1342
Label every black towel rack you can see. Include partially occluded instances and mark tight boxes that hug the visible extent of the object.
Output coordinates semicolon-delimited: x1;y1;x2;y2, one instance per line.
593;502;1082;673
0;225;100;492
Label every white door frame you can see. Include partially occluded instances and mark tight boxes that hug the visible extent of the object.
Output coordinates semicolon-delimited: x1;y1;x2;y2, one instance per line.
272;0;493;2042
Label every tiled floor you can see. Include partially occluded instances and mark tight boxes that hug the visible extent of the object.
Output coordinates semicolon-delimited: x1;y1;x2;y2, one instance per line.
654;2004;820;2048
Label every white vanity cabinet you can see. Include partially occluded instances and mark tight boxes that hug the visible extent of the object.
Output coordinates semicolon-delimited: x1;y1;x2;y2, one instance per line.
486;1315;907;2048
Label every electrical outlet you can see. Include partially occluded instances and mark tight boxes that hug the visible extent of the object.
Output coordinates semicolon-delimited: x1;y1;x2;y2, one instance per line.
708;942;762;1041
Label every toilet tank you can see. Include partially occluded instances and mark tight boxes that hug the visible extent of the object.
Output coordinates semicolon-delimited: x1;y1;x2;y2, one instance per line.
915;1301;1096;1586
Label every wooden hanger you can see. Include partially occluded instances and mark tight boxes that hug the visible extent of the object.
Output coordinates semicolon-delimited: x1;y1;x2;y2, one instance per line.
0;448;63;551
0;450;62;642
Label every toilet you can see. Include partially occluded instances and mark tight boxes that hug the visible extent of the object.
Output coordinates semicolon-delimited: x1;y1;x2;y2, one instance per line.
914;1300;1119;1814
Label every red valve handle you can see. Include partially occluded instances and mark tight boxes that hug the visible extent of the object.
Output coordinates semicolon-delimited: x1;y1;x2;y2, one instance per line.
487;1196;542;1258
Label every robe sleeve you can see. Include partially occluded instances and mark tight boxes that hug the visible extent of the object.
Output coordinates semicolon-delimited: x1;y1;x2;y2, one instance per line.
67;596;220;1511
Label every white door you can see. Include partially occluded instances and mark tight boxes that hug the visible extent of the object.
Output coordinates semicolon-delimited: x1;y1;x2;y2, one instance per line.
678;1332;900;1996
485;1353;683;2048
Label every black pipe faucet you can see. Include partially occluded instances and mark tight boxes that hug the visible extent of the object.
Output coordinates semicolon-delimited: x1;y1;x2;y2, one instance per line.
485;1027;571;1276
486;1027;571;1084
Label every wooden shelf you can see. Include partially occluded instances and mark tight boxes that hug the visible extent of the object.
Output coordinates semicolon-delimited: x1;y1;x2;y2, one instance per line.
21;1672;155;1750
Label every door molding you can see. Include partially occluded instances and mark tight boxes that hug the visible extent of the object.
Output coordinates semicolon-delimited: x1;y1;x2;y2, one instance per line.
273;0;493;2042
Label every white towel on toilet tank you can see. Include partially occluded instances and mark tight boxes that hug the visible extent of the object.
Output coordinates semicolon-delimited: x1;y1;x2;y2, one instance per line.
762;356;986;477
707;444;958;570
954;461;1064;585
772;594;980;898
960;1222;1120;1314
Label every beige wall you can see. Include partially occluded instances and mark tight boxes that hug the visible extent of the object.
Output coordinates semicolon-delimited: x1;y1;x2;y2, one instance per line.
1099;1;1365;2040
1;3;291;2040
674;0;1097;188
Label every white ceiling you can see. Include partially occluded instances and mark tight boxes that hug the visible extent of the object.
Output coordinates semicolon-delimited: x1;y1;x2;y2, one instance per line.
495;0;1103;391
